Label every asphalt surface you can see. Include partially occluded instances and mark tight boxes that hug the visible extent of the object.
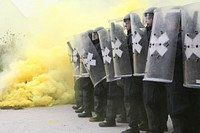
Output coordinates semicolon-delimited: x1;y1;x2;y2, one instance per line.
0;105;174;133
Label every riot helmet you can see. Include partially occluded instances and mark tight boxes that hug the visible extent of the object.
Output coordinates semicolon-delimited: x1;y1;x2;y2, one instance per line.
123;13;130;22
86;29;94;41
123;13;131;31
144;7;157;27
92;27;104;44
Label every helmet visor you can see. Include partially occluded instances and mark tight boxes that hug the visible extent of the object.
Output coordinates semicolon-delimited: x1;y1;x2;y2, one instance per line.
144;13;154;20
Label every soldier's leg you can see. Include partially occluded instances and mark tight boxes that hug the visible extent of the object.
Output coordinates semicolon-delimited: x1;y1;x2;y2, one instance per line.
122;77;140;133
143;81;167;133
78;78;93;117
171;88;200;133
93;82;105;118
99;81;119;127
136;77;149;131
116;85;127;123
83;78;94;113
189;89;200;133
166;79;191;133
195;89;200;133
89;80;107;122
73;78;83;111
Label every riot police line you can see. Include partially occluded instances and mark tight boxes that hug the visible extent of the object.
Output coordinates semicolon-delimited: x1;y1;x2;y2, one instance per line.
67;3;200;133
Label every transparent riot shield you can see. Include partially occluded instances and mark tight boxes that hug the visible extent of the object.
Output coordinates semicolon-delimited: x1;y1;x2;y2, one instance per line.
143;7;181;83
181;3;200;89
66;41;80;77
98;28;120;82
130;12;149;76
72;35;89;78
109;20;132;78
74;32;106;87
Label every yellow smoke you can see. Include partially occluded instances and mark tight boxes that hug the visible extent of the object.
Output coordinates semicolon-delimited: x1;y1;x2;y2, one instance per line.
0;45;74;107
0;0;148;107
146;0;200;7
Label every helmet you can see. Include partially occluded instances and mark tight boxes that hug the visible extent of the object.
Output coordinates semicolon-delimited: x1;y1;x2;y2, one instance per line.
143;7;158;27
144;7;158;16
92;27;104;41
94;27;104;33
86;29;94;40
86;29;94;34
123;13;130;22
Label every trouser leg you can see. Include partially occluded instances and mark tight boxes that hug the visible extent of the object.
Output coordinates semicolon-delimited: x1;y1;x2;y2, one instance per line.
123;77;140;129
82;78;94;113
143;81;167;133
74;78;83;107
94;81;107;117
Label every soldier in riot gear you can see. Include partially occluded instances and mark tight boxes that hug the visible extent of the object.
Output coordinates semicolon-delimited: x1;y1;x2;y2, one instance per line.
130;11;150;131
88;27;108;122
166;4;200;133
66;41;84;113
97;28;127;127
142;7;169;133
73;28;107;121
120;13;149;133
77;30;94;118
122;13;140;133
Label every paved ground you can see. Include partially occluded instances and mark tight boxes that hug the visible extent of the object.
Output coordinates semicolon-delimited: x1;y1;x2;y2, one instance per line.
0;105;173;133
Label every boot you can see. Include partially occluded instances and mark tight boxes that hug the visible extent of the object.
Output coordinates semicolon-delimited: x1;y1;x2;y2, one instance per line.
75;106;84;113
72;105;80;110
89;115;104;122
78;111;92;118
121;127;139;133
99;120;116;127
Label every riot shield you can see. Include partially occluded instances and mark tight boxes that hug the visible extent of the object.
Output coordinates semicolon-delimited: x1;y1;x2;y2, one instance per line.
109;21;132;78
66;41;80;77
74;32;106;87
143;7;181;83
98;28;120;82
130;12;149;76
181;3;200;89
70;38;89;78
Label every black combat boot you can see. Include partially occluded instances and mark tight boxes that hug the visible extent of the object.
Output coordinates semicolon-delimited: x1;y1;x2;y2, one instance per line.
75;106;84;113
99;120;116;127
72;105;80;110
78;111;92;118
89;114;104;122
121;127;140;133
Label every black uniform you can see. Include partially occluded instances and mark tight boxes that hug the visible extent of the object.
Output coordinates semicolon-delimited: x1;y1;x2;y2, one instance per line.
167;33;200;133
74;78;83;109
80;77;94;114
122;30;148;132
105;81;124;123
92;42;108;119
143;26;168;133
